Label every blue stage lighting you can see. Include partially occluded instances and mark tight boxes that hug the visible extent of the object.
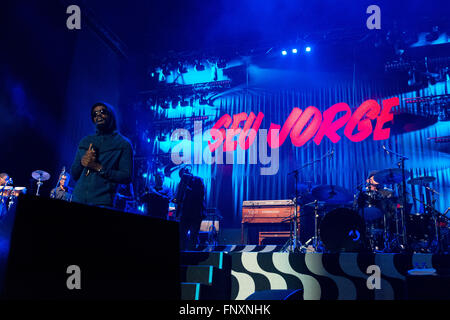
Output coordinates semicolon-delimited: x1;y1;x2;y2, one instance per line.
281;50;287;56
305;46;311;52
292;48;298;54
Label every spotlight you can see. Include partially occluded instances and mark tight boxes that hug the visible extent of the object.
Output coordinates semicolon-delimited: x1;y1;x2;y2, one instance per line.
217;60;227;69
162;67;171;76
292;48;298;54
195;61;205;71
305;46;311;52
281;50;287;56
178;62;188;74
426;26;440;42
160;99;170;109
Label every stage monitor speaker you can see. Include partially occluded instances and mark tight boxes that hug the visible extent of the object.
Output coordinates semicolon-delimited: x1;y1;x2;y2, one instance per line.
1;194;180;300
246;289;303;300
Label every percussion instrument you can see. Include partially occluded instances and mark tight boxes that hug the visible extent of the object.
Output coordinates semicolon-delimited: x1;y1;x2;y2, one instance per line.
32;170;50;196
408;176;436;185
319;208;366;252
0;186;13;197
373;168;410;185
11;187;27;197
311;185;353;204
32;170;51;181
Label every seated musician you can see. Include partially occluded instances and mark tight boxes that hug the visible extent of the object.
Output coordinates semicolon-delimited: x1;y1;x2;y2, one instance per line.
0;173;11;217
366;170;394;198
0;173;11;188
363;170;396;224
140;171;173;219
50;172;73;201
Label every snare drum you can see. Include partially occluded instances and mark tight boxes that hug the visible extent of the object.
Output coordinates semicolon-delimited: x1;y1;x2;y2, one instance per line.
11;187;27;197
0;186;13;197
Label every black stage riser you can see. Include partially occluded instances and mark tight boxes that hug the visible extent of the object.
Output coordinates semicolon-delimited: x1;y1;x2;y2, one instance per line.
0;195;180;300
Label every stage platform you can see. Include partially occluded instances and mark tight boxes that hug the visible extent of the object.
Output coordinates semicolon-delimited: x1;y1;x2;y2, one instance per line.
181;245;450;300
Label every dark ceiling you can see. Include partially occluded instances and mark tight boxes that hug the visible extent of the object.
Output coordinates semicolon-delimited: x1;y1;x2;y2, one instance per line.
83;0;449;57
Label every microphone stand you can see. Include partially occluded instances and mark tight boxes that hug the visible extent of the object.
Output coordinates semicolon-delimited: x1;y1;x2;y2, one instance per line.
382;145;409;251
282;169;302;252
283;149;334;252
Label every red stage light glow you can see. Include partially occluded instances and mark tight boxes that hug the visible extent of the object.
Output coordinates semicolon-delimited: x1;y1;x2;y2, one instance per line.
208;97;398;152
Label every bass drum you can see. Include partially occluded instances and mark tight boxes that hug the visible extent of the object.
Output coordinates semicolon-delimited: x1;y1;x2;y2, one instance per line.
319;208;367;252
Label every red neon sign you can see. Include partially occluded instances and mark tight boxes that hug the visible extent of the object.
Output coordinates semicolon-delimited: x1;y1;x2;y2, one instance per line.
208;97;398;152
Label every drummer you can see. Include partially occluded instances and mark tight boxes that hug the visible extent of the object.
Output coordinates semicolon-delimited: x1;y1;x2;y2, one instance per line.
366;170;393;198
364;170;397;221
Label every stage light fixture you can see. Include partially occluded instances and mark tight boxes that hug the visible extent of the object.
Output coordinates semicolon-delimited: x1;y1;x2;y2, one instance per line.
195;61;205;71
292;48;298;54
305;46;311;52
426;26;440;42
217;60;227;69
281;50;287;56
160;100;170;109
178;62;188;74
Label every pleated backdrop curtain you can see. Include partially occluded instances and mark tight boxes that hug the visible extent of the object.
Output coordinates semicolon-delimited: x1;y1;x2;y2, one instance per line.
180;77;449;227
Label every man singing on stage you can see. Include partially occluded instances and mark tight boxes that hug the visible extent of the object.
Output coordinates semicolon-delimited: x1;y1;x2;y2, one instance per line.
70;102;133;208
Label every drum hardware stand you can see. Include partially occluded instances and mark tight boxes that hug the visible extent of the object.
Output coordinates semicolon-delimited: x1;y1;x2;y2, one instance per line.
282;169;303;252
35;178;43;196
356;184;374;251
283;149;334;252
382;145;409;251
411;190;444;254
312;200;321;251
31;170;50;197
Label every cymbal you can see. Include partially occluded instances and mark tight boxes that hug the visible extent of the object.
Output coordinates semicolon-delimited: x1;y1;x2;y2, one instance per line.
373;168;409;185
31;170;51;181
311;184;353;204
408;176;436;185
295;181;315;194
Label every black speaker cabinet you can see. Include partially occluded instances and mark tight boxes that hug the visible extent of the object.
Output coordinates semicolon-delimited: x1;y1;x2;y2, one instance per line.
1;195;180;300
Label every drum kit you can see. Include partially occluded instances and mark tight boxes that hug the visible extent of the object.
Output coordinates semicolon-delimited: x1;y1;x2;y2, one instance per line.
284;149;448;254
0;170;51;217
